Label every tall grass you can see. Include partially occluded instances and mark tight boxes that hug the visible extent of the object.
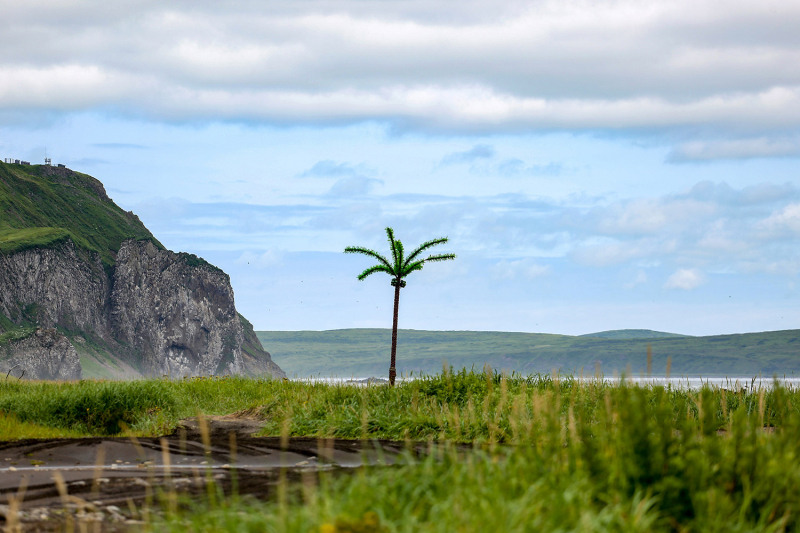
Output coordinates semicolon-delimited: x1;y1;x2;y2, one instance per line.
0;379;176;434
3;371;800;531
254;369;797;443
147;372;800;533
0;369;796;438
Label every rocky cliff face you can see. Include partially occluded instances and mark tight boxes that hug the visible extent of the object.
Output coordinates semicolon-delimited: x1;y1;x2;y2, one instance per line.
239;314;285;378
0;239;285;379
0;328;81;380
110;240;244;377
0;240;109;336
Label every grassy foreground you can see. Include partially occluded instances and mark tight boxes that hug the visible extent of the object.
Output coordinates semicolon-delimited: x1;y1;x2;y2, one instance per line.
2;371;800;532
0;370;792;440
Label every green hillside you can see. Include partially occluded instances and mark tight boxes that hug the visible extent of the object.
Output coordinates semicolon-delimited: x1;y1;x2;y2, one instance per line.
257;328;800;378
0;161;159;268
580;329;687;339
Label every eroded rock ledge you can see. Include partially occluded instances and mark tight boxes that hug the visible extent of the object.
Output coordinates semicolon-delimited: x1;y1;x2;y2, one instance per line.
0;239;285;379
0;328;81;380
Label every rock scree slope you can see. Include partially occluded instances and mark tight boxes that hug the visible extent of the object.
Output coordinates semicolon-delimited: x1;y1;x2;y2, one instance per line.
0;161;285;379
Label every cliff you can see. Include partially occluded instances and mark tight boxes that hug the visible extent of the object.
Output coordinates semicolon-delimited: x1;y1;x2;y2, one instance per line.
0;328;81;380
239;314;285;377
0;161;285;379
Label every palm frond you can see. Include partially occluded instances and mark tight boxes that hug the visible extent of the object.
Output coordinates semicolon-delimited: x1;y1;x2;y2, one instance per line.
394;240;405;268
346;227;456;287
386;227;400;267
401;260;425;276
404;237;449;266
357;264;394;281
343;246;392;269
423;253;457;263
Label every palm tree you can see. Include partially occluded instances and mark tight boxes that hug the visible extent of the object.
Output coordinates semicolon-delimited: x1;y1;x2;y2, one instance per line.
345;227;456;386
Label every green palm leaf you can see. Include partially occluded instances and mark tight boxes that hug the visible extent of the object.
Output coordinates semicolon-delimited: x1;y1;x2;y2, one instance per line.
394;240;405;268
358;264;395;280
404;237;449;266
422;253;457;263
386;228;400;267
344;246;393;269
402;260;425;276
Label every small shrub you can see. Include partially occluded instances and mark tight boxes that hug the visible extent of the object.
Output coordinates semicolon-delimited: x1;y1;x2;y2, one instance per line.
0;379;177;434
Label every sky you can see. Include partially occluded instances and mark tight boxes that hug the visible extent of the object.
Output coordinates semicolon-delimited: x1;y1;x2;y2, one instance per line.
1;0;800;336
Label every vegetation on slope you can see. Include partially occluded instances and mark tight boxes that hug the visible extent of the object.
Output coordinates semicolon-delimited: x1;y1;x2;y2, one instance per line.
238;313;282;376
258;328;800;377
579;328;687;339
0;227;72;255
0;161;160;266
2;371;793;532
0;303;38;342
0;326;36;347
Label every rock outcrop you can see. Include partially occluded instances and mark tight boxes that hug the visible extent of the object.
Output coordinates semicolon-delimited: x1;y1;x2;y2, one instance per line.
0;240;109;336
0;328;81;380
110;240;243;377
0;239;285;379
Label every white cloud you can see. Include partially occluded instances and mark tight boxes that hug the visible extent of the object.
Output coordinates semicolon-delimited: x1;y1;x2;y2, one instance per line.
668;138;800;162
1;1;800;138
327;177;383;197
440;144;495;165
664;269;705;290
758;203;800;234
298;160;375;178
571;241;648;267
592;197;717;236
496;159;563;177
135;180;800;279
490;259;551;280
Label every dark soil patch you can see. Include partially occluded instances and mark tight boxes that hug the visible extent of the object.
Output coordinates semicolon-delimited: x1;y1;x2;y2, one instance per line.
0;418;455;532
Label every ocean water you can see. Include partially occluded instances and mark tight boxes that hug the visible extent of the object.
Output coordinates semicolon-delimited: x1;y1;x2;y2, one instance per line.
294;375;800;390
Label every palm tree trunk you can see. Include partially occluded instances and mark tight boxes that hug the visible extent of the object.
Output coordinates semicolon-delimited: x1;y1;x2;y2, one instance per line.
389;281;401;386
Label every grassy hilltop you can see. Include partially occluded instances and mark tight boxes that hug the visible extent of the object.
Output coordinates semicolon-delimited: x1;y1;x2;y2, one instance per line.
258;327;800;377
0;161;159;267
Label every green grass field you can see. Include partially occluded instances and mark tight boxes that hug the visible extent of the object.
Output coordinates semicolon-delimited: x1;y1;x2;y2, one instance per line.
150;372;800;532
258;328;800;377
2;371;800;531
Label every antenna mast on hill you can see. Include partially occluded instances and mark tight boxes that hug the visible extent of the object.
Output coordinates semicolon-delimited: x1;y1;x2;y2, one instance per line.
44;147;51;166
